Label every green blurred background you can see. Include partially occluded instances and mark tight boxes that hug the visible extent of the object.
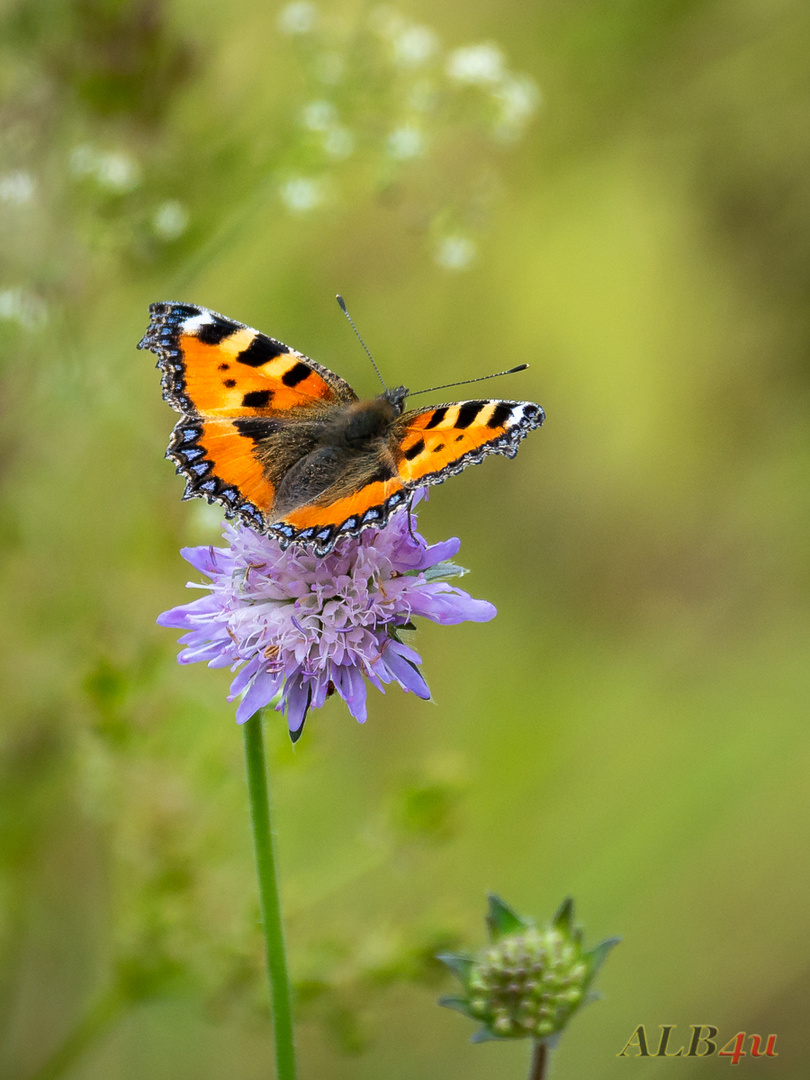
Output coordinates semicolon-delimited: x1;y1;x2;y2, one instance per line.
1;0;809;1077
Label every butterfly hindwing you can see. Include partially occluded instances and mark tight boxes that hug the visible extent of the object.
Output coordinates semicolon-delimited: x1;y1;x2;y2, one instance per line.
393;399;544;486
167;416;303;531
269;477;409;554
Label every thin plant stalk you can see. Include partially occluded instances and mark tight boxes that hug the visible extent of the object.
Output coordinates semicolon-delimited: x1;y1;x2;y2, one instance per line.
243;710;297;1080
529;1040;549;1080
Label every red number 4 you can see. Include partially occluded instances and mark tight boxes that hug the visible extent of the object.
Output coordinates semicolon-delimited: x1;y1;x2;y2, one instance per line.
719;1033;747;1065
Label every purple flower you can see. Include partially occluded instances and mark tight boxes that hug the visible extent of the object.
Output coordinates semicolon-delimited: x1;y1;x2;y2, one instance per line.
158;511;496;741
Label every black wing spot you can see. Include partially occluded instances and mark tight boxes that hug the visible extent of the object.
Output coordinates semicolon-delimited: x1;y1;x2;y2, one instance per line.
196;319;239;346
455;434;464;442
455;401;486;429
432;442;445;453
233;417;283;445
367;464;396;485
404;438;425;461
218;363;230;371
242;389;274;408
282;361;311;388
237;336;288;367
223;378;236;388
424;407;447;429
487;403;513;429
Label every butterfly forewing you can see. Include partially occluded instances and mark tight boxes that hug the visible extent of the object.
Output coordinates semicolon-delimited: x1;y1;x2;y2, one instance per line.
140;302;357;417
393;399;544;486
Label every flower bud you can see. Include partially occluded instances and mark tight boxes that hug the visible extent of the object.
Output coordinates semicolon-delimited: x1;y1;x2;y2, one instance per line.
438;895;618;1043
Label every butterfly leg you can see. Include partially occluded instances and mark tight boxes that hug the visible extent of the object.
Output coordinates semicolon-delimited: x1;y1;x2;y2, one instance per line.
405;491;423;549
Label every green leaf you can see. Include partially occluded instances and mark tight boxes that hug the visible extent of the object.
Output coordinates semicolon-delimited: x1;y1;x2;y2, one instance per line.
486;894;529;940
471;1027;504;1043
438;995;475;1017
551;896;574;934
585;936;621;975
421;560;468;582
437;951;475;983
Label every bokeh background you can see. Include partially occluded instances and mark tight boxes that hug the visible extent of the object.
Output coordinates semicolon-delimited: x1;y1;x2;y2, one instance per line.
2;0;809;1077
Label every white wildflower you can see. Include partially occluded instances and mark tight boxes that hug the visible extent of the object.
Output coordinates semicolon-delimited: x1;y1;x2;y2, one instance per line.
278;1;317;35
434;235;477;271
447;43;505;86
302;100;337;131
70;146;141;192
153;201;189;241
0;288;48;329
387;125;426;160
279;176;324;213
0;171;36;205
492;74;541;139
96;152;141;192
393;24;439;67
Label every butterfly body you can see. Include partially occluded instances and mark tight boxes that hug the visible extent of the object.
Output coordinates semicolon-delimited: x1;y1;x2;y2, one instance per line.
139;302;544;555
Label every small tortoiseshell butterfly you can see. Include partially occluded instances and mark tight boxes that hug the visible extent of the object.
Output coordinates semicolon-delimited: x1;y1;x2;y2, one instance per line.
138;302;544;555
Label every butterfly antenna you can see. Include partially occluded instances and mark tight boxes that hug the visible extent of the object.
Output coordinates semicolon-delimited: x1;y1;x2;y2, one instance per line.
407;364;529;399
336;295;387;391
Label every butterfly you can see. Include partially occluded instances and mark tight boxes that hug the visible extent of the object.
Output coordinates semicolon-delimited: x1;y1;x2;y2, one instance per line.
138;302;545;555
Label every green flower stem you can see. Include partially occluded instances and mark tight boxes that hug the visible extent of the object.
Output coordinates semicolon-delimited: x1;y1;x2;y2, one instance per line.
529;1040;549;1080
243;710;297;1080
27;985;124;1080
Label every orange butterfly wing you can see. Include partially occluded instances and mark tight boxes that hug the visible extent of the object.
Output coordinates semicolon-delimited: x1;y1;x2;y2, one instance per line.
394;399;544;486
272;399;544;551
139;302;357;531
275;476;408;542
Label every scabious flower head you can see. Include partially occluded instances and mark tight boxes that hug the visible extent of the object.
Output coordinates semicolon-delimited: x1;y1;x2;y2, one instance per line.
439;895;619;1043
158;509;496;741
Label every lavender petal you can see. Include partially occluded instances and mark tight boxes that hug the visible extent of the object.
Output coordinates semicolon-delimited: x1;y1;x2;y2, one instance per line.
383;640;431;699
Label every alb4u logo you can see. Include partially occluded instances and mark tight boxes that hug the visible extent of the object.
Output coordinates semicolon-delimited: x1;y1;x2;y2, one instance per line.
618;1025;778;1065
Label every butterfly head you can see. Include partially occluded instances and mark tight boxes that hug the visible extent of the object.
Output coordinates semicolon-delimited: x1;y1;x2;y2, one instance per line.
383;385;409;412
338;389;408;448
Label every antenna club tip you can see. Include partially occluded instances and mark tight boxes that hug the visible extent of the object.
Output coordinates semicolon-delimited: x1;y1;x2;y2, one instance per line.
336;294;347;312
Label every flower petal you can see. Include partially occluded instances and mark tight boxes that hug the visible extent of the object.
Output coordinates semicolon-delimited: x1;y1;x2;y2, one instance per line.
408;585;497;624
180;544;226;576
382;640;431;699
282;675;312;736
157;593;219;628
235;669;282;724
333;663;368;723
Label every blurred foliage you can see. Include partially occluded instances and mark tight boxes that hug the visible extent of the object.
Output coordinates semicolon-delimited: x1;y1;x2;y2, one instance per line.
1;0;809;1078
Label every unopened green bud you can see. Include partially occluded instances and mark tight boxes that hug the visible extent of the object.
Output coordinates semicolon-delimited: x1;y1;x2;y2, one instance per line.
438;895;619;1044
494;1013;514;1035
